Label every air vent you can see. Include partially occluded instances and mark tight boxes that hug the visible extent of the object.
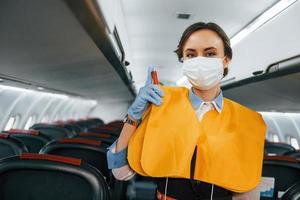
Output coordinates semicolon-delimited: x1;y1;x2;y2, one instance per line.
177;13;191;19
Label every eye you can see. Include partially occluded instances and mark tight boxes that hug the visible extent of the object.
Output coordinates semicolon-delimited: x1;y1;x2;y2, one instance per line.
204;52;216;57
185;53;195;59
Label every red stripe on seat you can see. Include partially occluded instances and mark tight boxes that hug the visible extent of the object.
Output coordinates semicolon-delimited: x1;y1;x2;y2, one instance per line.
94;126;118;131
264;155;298;163
58;138;101;147
79;133;111;138
20;153;81;166
8;129;39;136
0;133;9;138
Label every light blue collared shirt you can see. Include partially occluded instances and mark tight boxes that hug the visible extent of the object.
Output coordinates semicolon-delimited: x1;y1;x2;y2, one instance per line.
189;88;223;113
107;89;224;169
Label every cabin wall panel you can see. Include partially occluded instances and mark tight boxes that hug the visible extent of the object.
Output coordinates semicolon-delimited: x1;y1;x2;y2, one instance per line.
0;89;26;130
0;85;97;131
89;102;129;123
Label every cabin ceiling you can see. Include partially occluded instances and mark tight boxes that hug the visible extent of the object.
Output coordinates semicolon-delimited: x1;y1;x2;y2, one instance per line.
0;0;133;103
121;0;279;89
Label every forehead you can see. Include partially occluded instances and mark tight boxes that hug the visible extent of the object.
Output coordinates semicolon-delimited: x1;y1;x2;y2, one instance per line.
183;29;224;51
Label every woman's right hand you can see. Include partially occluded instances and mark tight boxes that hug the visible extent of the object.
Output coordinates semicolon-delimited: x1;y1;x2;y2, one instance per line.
128;66;164;121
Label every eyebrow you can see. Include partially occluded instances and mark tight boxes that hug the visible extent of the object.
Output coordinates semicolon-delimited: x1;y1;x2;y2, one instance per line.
184;48;196;52
204;47;217;51
184;47;217;52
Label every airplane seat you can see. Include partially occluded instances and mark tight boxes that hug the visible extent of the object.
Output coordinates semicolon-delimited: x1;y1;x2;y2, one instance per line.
88;118;105;127
74;132;116;145
63;124;83;135
0;153;110;200
88;126;121;137
31;124;72;140
106;120;124;128
261;156;300;200
74;121;92;132
4;129;51;153
264;142;295;155
281;181;300;200
0;134;28;159
284;150;300;159
39;138;110;181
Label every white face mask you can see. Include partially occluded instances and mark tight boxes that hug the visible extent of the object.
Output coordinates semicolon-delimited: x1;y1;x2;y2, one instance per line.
182;56;224;90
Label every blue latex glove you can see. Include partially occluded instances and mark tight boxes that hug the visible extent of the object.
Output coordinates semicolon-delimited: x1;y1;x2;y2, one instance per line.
128;66;164;120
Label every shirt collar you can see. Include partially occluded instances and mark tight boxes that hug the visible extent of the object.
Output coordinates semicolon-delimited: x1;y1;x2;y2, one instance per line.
189;88;223;113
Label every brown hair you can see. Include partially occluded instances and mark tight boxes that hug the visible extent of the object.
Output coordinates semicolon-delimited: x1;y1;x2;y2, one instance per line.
174;22;232;77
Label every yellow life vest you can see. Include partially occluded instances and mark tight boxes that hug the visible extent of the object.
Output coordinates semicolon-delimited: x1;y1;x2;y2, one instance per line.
128;86;266;193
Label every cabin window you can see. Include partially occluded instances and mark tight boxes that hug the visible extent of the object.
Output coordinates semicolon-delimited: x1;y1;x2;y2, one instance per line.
41;116;49;123
53;115;59;121
4;115;19;131
24;115;36;130
272;134;280;142
290;137;299;150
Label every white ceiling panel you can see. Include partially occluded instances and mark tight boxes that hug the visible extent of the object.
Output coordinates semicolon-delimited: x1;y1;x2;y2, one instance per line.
121;0;279;89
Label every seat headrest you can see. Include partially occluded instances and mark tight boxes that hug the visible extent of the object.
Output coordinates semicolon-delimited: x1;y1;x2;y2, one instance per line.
79;133;111;138
264;155;298;163
7;129;40;136
0;133;9;138
58;138;102;147
20;153;82;166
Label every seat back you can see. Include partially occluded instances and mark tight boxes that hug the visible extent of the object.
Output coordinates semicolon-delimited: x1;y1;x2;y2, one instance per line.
0;153;110;200
264;142;295;155
281;181;300;200
88;126;121;137
74;133;116;145
31;124;71;139
284;150;300;159
63;124;83;135
0;134;28;159
106;120;123;128
40;138;110;179
261;156;300;199
5;129;51;153
74;119;102;131
86;118;104;127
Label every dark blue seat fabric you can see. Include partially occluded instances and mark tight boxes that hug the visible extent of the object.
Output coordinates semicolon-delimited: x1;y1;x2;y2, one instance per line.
3;130;51;153
261;156;300;200
0;153;110;200
264;142;295;156
63;124;83;135
0;134;28;159
10;134;50;153
284;150;300;159
281;181;300;200
39;138;110;180
74;133;116;145
31;124;71;140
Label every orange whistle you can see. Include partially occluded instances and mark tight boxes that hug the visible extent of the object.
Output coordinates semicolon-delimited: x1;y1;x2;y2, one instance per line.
151;70;159;85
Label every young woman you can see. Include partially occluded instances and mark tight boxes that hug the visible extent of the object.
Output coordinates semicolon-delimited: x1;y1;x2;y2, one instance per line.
107;22;265;200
